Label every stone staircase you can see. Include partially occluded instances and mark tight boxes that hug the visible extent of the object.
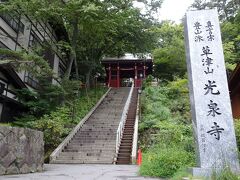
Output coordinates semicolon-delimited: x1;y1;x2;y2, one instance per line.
116;88;138;164
51;88;130;164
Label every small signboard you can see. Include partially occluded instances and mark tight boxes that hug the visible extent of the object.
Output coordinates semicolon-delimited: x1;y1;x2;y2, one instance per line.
184;9;239;176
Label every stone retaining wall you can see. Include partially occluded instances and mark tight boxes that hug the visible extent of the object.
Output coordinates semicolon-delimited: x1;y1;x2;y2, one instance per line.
0;126;44;175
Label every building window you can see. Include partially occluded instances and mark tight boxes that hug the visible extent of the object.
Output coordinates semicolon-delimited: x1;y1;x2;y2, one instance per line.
24;73;39;89
29;31;41;48
0;14;25;33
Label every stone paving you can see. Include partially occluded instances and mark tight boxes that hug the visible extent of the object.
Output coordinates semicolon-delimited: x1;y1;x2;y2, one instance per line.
0;164;162;180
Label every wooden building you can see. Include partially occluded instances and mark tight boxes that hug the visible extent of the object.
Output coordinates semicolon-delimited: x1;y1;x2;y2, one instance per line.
229;64;240;119
0;13;69;122
101;54;153;88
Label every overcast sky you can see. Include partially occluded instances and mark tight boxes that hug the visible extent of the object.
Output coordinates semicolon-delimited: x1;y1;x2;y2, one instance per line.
159;0;194;23
134;0;195;23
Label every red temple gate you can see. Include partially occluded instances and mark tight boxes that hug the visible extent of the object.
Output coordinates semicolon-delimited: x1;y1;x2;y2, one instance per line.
101;54;153;88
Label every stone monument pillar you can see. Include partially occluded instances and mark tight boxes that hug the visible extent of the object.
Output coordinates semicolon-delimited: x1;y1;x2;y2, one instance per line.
184;9;239;176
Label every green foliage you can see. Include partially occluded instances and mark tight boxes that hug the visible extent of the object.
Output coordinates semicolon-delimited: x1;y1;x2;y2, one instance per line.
139;78;195;178
211;167;240;180
142;75;154;88
0;48;53;78
13;87;107;161
140;146;195;178
1;0;163;82
153;22;186;80
60;78;82;101
155;121;194;150
190;0;240;21
0;123;11;127
234;119;240;152
16;84;64;117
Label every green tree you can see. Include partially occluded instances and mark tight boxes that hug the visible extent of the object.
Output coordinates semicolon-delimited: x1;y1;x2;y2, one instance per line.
190;0;240;21
76;1;160;87
0;0;162;87
153;22;186;80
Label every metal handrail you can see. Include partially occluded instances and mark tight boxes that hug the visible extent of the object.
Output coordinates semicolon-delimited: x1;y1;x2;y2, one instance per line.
115;84;134;159
131;94;140;164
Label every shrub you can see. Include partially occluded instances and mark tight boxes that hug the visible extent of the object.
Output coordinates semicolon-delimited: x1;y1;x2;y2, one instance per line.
234;119;240;151
140;146;195;178
12;87;107;162
211;166;240;180
155;121;194;150
139;78;195;178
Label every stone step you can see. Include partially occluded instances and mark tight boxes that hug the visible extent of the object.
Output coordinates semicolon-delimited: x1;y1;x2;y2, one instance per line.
119;149;131;153
63;149;114;153
53;159;113;164
81;126;117;129
71;138;116;142
116;161;131;164
118;152;131;156
69;140;115;144
75;131;117;134
84;124;118;127
53;88;131;164
73;136;115;140
72;137;115;141
59;152;114;158
86;120;120;124
65;147;115;151
122;137;133;140
117;156;131;161
120;142;132;146
69;141;115;144
119;145;132;149
67;143;115;147
66;144;116;149
123;132;134;135
56;156;113;161
124;127;134;130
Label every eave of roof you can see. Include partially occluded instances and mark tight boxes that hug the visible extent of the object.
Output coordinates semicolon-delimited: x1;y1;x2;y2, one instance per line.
0;65;27;89
101;53;153;63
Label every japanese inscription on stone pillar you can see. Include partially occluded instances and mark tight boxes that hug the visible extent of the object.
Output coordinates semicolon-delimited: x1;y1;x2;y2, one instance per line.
184;9;239;172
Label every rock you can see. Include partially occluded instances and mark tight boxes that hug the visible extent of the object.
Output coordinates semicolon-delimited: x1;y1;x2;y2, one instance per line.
2;152;16;168
20;164;31;174
0;164;6;175
6;164;19;175
0;127;44;175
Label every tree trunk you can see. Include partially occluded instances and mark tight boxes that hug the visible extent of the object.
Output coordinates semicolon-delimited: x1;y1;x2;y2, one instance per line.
65;18;79;79
85;66;93;89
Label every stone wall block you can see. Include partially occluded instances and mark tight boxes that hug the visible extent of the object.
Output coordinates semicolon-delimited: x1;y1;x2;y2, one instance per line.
2;151;16;168
20;164;31;174
0;142;9;157
6;164;19;175
0;126;44;175
0;164;6;175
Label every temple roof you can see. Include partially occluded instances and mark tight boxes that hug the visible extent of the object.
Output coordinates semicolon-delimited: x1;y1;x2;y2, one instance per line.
101;53;152;63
